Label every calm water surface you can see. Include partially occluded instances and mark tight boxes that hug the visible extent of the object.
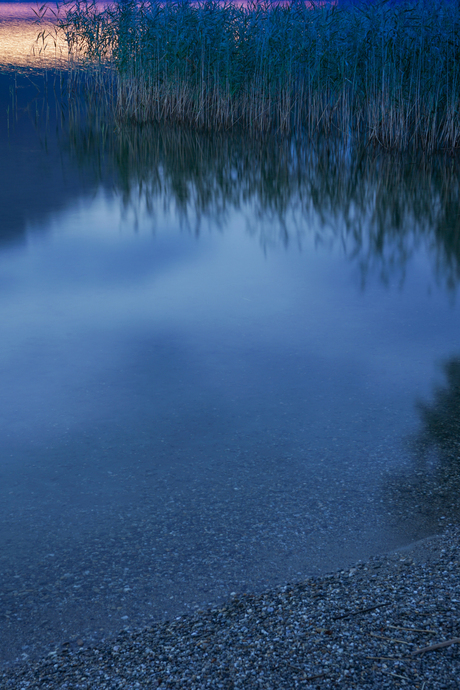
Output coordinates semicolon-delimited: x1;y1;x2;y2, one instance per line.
1;2;460;666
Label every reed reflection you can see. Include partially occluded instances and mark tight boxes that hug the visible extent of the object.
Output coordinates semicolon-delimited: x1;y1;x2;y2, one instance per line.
64;112;460;290
383;357;460;537
417;359;460;462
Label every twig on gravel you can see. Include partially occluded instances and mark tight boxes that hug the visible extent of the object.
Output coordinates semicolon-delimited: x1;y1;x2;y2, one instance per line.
304;673;327;681
366;656;408;660
388;625;436;635
369;633;414;646
412;638;460;655
332;602;390;620
388;671;412;681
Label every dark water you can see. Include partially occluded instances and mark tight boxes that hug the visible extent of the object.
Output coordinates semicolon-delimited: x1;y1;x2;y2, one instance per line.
2;4;460;667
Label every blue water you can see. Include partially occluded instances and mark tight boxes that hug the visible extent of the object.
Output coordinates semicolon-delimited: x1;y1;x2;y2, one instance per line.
1;7;460;665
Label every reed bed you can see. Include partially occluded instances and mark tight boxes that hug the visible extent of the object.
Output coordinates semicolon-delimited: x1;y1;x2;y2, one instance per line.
56;0;460;150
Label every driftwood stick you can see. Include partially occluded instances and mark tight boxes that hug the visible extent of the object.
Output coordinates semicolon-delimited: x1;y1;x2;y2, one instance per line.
388;625;436;635
366;656;407;660
332;602;390;620
304;673;327;681
369;632;414;646
389;672;411;681
412;638;460;655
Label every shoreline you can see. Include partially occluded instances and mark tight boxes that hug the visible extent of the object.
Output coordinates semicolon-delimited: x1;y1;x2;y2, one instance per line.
2;527;459;688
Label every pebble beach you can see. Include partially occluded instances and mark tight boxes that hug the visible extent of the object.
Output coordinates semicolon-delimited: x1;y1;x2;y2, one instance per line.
1;528;459;689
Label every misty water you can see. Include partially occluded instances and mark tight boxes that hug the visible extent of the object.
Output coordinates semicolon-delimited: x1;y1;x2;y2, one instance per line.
2;2;460;666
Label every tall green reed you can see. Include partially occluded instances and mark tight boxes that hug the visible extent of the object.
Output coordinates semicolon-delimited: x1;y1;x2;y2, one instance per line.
56;0;460;150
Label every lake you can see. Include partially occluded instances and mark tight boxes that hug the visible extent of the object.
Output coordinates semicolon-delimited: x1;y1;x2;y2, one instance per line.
1;0;460;667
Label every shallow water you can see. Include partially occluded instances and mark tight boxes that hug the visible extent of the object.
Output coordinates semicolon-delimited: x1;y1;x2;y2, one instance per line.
1;4;460;667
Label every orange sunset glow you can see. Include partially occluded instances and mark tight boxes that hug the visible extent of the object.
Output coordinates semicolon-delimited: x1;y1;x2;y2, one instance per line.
0;2;69;70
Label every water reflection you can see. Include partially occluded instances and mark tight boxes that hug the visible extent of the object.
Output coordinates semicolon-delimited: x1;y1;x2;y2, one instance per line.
383;357;460;538
3;67;460;293
0;71;104;246
2;65;460;668
418;357;460;458
65;114;460;289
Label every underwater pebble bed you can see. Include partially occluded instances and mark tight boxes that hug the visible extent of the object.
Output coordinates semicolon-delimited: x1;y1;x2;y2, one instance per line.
1;527;459;689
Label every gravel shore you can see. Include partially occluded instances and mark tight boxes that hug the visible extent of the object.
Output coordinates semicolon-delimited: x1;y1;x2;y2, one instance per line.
1;528;459;689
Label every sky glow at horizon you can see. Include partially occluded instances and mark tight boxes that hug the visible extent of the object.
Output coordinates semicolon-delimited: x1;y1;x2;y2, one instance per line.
0;2;69;69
